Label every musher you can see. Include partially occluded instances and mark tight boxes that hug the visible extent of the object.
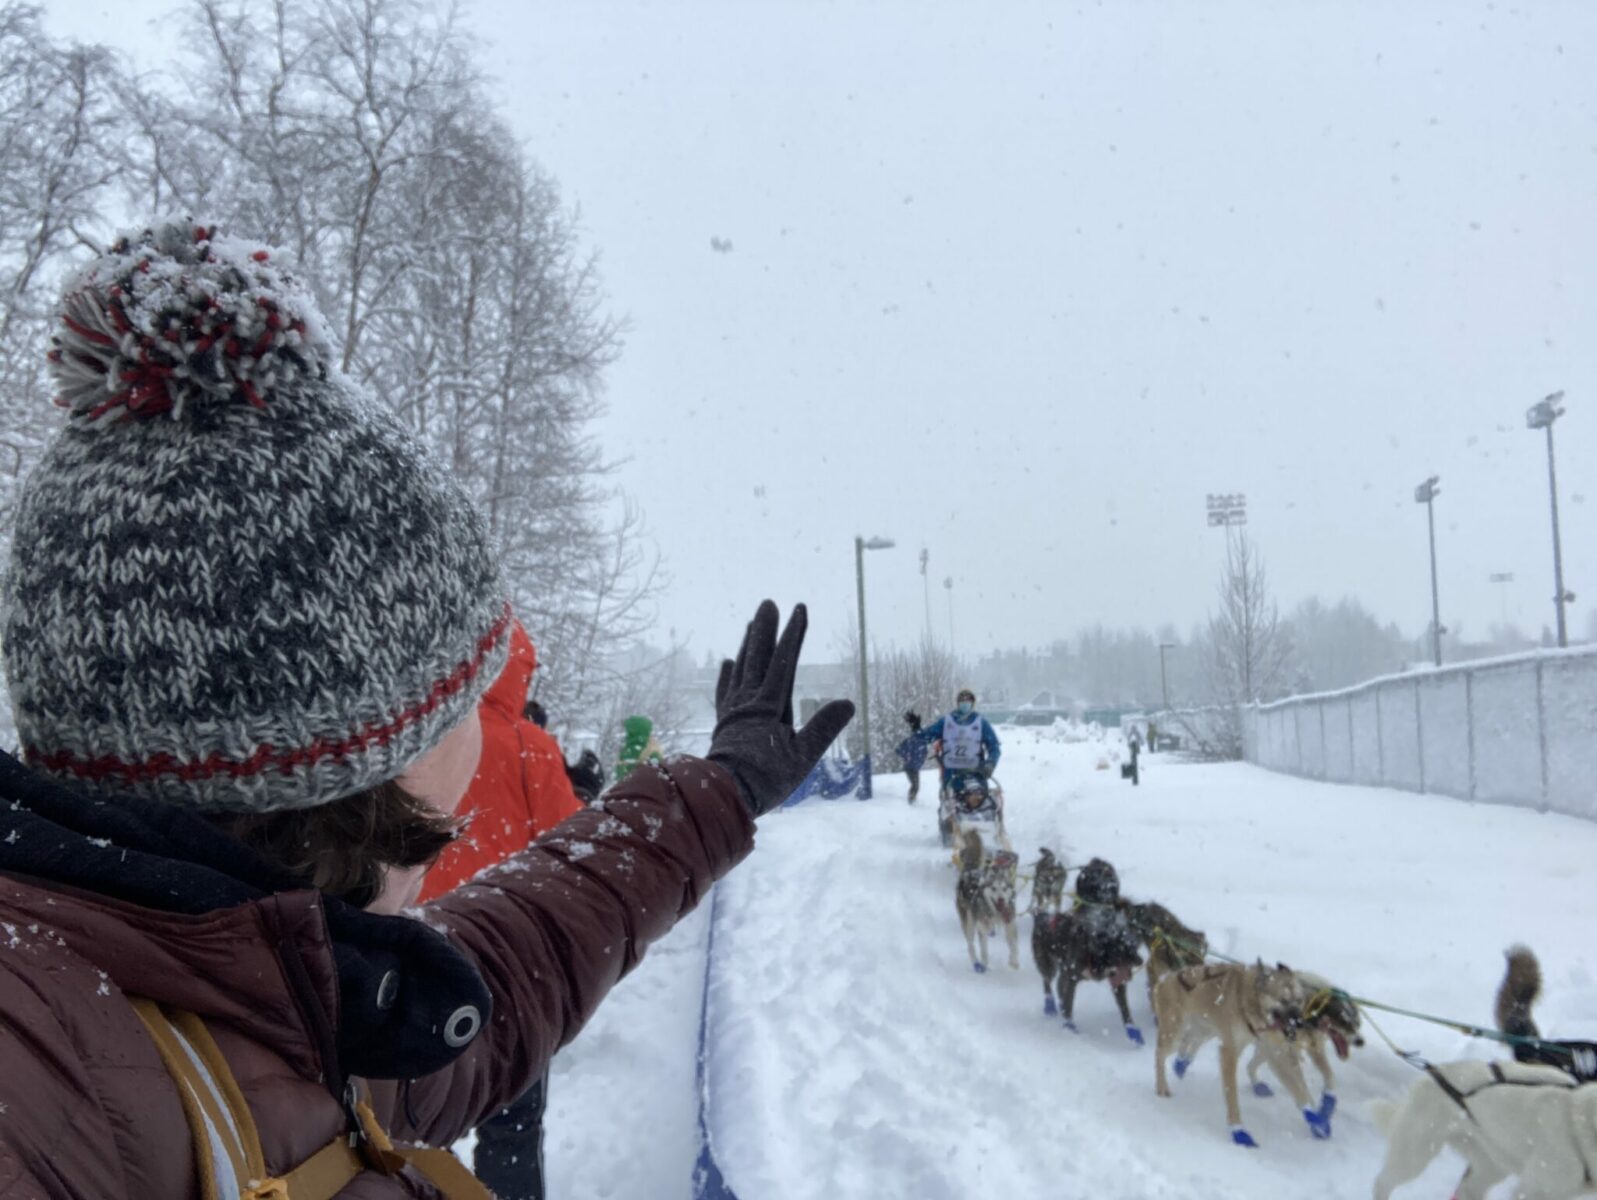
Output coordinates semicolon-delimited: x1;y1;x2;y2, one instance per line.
917;688;1002;816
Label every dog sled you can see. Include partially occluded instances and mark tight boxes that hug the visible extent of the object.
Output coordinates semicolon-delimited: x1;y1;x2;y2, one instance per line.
938;773;1008;851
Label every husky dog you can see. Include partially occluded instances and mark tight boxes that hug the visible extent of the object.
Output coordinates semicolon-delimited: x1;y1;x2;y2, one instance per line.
1032;858;1144;1043
1121;897;1208;1005
1370;1059;1597;1200
1496;945;1597;1082
1245;971;1364;1124
1153;961;1327;1147
1030;847;1068;915
1075;856;1121;907
955;829;1019;973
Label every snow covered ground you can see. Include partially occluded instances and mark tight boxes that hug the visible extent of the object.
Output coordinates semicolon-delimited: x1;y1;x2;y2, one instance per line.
539;729;1597;1199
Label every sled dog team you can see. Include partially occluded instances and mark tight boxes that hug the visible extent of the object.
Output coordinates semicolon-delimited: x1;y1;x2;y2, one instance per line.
951;833;1597;1197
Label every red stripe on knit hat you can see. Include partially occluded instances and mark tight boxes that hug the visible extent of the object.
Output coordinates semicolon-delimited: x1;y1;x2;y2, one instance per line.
30;604;512;789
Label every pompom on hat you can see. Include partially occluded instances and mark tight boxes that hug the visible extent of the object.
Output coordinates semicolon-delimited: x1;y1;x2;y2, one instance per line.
3;219;510;812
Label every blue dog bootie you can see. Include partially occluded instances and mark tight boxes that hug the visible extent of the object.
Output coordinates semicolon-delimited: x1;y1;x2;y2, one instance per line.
1251;1081;1274;1098
1043;994;1058;1017
1062;1019;1079;1033
1316;1091;1337;1120
1125;1024;1144;1046
1303;1107;1332;1140
1172;1056;1191;1079
1230;1127;1258;1149
972;961;987;974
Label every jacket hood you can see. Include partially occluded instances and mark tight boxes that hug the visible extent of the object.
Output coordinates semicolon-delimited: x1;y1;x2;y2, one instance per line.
622;715;654;747
480;618;537;722
0;752;490;1084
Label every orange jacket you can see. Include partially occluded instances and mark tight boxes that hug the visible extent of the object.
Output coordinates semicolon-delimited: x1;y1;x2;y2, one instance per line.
418;620;583;901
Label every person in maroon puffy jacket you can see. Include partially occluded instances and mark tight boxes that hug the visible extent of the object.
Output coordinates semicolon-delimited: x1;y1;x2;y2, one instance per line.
0;221;853;1198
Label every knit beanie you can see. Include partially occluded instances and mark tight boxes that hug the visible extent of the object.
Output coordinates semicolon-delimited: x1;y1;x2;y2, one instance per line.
2;220;510;813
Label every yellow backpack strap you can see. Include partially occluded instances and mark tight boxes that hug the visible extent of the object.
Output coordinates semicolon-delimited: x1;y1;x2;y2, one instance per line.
129;998;249;1200
133;997;492;1200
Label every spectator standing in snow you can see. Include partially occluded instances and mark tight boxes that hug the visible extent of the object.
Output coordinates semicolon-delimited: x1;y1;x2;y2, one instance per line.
896;709;928;804
614;713;664;782
916;688;1002;799
0;221;854;1199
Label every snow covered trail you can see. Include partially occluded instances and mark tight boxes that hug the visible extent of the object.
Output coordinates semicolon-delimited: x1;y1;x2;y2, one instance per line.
542;905;709;1199
703;730;1597;1199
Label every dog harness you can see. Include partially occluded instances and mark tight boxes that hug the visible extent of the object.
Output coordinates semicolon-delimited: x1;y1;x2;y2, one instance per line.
1426;1060;1580;1115
1423;1062;1595;1187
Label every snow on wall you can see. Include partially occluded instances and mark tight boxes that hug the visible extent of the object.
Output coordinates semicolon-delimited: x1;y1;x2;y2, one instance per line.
1242;646;1597;821
1297;703;1325;779
1546;654;1597;812
1324;695;1354;781
1471;661;1542;807
1350;691;1381;785
1418;673;1469;799
1379;680;1423;792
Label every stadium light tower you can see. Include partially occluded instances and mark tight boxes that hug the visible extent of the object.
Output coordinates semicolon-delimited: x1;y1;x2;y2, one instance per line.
1488;572;1515;627
920;547;931;639
1414;475;1443;667
1526;391;1574;648
943;575;955;655
855;535;895;790
1158;642;1176;710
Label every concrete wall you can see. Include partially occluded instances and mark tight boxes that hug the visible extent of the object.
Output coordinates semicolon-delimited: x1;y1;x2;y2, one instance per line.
1241;647;1597;820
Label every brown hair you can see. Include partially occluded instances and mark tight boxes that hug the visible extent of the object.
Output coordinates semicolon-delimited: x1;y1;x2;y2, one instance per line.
212;779;459;908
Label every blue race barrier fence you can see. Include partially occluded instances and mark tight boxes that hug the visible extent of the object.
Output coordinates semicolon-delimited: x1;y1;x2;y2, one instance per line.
692;885;740;1200
781;754;871;807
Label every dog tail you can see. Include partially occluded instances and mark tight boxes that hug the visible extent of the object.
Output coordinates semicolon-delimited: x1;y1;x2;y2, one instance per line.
1495;944;1542;1043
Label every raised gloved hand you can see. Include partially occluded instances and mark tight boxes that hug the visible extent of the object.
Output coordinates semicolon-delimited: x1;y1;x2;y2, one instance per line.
904;710;922;732
707;600;855;816
565;749;605;803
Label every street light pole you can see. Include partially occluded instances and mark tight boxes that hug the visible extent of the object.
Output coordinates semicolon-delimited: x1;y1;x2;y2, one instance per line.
920;548;931;639
1158;642;1175;710
1414;475;1443;667
1526;392;1573;648
854;535;895;793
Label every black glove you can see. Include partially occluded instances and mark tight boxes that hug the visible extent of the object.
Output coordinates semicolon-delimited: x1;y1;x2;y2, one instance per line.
904;710;922;732
707;600;855;816
978;761;995;779
565;749;605;803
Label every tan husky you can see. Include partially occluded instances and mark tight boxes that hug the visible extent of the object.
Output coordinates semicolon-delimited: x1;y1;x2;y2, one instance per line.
1153;961;1330;1147
954;829;1020;974
1244;970;1363;1125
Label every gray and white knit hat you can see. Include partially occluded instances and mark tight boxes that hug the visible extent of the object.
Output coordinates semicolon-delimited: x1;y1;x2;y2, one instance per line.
2;220;510;813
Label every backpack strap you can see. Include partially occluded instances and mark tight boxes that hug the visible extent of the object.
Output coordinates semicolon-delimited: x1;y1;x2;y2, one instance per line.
131;997;492;1199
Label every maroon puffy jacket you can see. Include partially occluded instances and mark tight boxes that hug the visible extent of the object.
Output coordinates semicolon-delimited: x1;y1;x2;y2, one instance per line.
0;757;753;1198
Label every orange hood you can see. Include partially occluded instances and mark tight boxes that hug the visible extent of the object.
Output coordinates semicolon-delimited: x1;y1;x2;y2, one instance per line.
480;618;537;720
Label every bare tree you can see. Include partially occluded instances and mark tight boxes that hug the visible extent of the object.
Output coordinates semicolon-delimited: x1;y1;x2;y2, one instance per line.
99;0;655;741
582;638;701;769
832;621;962;766
1188;531;1293;758
874;633;960;757
0;4;125;540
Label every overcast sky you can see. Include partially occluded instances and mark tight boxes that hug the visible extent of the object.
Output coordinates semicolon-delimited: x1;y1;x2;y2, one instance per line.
45;0;1597;663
